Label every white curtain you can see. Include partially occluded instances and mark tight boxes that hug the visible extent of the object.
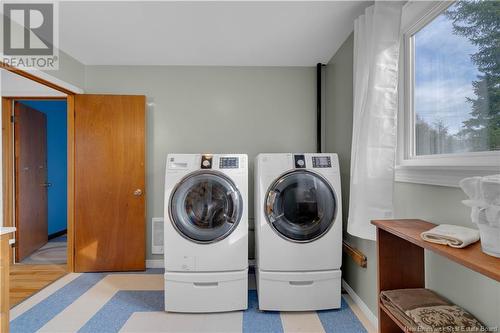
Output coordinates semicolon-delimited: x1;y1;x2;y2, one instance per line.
347;2;403;241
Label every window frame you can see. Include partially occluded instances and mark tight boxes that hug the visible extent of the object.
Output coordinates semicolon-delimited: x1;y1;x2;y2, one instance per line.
396;0;500;187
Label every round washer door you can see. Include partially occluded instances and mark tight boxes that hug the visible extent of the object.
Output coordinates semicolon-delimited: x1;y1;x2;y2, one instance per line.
265;170;337;242
169;171;243;243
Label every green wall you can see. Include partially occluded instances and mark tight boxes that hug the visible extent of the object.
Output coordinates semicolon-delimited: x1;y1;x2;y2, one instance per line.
324;33;499;328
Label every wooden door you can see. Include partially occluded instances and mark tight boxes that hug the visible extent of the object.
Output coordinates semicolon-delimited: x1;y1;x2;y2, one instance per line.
74;95;145;272
14;102;48;262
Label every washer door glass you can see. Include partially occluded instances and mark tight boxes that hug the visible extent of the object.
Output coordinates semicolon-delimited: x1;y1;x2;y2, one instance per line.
265;170;336;242
170;171;243;243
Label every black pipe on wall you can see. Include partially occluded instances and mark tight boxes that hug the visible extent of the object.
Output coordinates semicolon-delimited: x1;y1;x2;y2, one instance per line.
316;63;324;153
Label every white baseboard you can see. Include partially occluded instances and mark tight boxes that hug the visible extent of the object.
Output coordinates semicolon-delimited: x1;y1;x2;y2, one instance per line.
342;279;378;328
146;259;164;268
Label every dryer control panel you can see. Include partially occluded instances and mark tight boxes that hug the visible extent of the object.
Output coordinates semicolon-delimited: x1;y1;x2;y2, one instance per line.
292;154;334;169
312;156;332;168
294;154;306;168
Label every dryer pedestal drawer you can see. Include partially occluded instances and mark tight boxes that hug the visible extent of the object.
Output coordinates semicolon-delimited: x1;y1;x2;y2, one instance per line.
165;269;248;313
256;269;341;311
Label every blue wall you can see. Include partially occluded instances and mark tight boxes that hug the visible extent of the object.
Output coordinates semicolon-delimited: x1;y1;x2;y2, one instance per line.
21;100;67;235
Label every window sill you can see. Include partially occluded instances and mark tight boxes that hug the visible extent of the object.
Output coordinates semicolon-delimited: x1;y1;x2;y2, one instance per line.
395;165;499;188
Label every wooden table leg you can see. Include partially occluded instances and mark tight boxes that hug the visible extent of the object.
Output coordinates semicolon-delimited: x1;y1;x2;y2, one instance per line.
0;234;10;333
377;228;425;332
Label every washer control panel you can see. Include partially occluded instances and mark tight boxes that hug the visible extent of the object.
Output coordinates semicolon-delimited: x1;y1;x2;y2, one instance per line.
294;154;306;168
312;156;332;168
200;155;213;169
219;157;239;169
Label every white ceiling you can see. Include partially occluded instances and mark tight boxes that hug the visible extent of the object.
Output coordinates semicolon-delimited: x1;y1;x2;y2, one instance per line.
1;70;66;97
59;1;370;66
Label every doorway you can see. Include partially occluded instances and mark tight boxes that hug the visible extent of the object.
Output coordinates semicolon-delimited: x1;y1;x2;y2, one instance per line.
2;67;146;273
13;100;68;265
2;96;69;307
1;67;72;307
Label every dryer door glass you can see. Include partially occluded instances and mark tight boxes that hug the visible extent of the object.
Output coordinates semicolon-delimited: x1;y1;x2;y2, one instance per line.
265;170;336;242
170;171;243;243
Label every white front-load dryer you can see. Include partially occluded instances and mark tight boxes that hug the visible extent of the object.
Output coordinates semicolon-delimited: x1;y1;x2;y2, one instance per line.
255;153;342;311
164;154;248;313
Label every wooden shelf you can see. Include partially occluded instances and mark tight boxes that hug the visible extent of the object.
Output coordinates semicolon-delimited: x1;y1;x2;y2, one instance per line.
372;219;500;282
372;219;500;333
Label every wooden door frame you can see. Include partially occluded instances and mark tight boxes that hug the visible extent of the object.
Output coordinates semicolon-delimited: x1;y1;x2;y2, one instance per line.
2;66;77;272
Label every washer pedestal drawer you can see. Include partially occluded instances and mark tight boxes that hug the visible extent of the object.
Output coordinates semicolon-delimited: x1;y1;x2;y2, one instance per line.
165;269;248;313
256;269;341;311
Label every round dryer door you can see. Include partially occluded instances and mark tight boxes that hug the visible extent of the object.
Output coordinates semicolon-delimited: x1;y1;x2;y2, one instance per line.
265;170;337;242
169;170;243;243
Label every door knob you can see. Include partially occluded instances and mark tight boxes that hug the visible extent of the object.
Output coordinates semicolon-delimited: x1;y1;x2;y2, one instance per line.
42;182;52;188
133;189;143;196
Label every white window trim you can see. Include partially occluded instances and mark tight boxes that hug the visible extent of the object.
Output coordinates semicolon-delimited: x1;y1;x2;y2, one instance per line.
395;0;500;188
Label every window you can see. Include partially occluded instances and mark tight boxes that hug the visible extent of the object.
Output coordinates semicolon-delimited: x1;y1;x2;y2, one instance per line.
397;1;500;186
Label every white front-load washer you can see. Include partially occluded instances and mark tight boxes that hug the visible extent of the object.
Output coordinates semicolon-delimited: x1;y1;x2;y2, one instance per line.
164;154;248;313
255;153;342;311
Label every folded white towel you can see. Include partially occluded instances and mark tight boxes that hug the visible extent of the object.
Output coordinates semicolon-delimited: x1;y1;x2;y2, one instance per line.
421;224;480;248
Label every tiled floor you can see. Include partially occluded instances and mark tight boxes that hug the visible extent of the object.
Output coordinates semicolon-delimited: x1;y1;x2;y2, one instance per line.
10;269;374;333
